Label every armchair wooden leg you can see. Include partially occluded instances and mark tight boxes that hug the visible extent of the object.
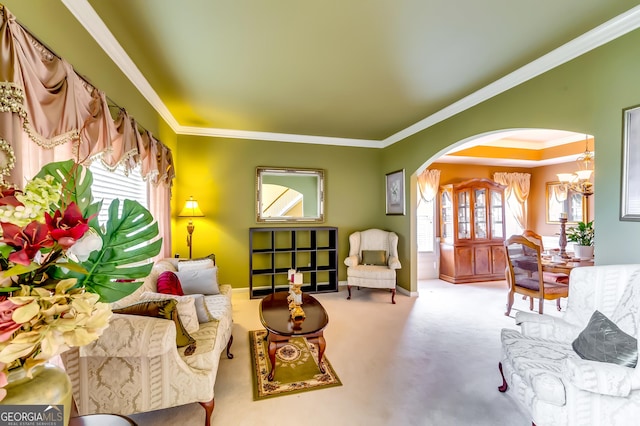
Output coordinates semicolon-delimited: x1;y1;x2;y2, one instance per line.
199;398;215;426
529;297;534;311
538;298;544;315
347;285;352;300
226;334;234;359
498;362;508;392
556;299;562;311
391;288;396;304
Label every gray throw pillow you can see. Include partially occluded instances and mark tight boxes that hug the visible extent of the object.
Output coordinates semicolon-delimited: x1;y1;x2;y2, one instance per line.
572;310;638;368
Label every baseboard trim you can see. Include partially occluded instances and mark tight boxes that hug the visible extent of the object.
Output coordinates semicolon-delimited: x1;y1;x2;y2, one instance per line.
397;286;419;298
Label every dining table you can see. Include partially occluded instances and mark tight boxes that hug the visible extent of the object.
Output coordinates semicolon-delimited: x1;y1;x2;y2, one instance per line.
541;258;594;275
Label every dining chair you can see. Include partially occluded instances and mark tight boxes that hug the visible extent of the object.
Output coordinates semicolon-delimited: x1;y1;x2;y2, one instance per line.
521;229;569;284
504;234;569;315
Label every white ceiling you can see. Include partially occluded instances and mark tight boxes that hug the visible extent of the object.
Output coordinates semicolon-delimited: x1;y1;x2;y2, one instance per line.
57;0;640;151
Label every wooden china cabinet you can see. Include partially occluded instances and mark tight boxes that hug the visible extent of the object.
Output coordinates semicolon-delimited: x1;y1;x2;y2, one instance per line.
439;178;507;284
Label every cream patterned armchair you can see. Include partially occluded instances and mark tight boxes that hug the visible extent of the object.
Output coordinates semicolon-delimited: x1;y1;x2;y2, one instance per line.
344;228;401;304
498;264;640;426
61;258;234;426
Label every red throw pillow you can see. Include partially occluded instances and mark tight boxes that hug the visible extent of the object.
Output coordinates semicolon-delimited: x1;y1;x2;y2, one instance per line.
157;271;184;296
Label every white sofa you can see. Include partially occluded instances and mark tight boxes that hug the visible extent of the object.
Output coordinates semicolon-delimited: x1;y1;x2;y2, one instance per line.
498;264;640;426
62;258;233;426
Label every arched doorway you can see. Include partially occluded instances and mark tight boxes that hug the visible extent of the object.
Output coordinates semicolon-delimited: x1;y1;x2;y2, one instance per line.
413;128;594;284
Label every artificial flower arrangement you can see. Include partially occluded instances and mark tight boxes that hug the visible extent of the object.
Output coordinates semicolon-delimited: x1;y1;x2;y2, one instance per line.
0;160;161;400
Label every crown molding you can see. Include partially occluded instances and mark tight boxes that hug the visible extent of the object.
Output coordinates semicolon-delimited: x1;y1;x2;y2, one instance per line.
63;0;640;148
381;5;640;148
61;0;181;131
178;126;381;147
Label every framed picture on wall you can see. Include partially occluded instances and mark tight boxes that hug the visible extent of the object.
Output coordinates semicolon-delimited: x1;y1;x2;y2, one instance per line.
385;169;405;215
621;104;640;220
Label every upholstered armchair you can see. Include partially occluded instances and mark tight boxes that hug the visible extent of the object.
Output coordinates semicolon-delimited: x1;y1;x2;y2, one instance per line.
498;264;640;426
344;229;401;304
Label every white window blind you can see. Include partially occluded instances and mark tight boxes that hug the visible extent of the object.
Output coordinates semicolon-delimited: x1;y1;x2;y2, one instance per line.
89;161;148;226
417;198;435;252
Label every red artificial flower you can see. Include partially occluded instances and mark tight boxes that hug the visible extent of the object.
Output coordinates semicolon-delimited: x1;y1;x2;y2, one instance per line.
0;187;23;208
1;221;54;266
45;202;91;249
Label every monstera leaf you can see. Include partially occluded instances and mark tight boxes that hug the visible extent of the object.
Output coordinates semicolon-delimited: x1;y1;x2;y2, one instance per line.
74;199;162;302
40;160;162;302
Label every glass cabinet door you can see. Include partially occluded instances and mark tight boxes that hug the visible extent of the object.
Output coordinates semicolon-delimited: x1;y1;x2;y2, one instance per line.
490;190;504;239
474;188;487;239
441;190;453;243
457;190;470;239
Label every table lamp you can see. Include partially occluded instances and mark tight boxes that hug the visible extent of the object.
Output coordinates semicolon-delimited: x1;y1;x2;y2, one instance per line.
178;196;204;258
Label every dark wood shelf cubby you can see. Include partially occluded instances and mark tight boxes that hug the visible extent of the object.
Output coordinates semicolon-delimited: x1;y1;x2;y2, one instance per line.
249;227;338;298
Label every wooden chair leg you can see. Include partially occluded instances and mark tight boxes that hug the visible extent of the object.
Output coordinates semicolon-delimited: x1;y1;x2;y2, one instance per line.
199;398;215;426
556;299;562;311
391;288;396;304
505;291;515;316
539;298;544;315
226;334;234;359
529;297;534;311
347;285;352;300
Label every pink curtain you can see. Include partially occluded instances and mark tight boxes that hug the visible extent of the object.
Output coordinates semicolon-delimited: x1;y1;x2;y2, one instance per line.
0;5;175;254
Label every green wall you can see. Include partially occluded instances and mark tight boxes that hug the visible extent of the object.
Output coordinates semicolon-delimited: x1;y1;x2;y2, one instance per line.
174;136;382;287
383;28;640;289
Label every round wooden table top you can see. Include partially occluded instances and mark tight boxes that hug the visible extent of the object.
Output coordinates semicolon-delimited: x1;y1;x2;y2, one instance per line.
69;414;137;426
259;291;328;336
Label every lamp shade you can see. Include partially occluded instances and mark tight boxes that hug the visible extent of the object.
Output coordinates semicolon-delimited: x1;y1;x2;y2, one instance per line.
556;173;574;183
179;196;204;217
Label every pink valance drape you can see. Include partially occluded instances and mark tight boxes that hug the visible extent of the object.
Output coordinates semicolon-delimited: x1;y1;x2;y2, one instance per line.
0;5;174;257
0;6;175;188
493;172;531;230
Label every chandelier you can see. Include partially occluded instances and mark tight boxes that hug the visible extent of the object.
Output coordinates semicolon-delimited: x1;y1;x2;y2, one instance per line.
557;136;594;197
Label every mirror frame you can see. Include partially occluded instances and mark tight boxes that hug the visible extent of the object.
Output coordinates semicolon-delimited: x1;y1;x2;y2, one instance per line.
256;166;325;223
545;181;586;224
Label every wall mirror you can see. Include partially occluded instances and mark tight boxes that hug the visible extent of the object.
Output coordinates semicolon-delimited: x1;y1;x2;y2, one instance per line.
256;167;325;222
545;181;585;224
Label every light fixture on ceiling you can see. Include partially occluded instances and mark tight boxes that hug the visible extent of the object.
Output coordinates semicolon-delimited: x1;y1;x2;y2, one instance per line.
557;135;594;198
178;196;205;259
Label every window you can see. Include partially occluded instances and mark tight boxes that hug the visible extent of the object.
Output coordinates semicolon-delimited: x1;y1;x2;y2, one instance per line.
504;193;524;238
417;198;435;252
89;161;148;226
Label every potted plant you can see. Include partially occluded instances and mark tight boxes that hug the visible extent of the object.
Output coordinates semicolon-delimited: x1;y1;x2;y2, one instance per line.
566;220;594;260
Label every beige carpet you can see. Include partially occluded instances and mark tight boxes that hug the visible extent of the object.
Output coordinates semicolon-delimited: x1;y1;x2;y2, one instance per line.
129;280;561;425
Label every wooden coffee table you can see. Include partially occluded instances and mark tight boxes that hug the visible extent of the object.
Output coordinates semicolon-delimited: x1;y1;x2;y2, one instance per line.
259;291;329;381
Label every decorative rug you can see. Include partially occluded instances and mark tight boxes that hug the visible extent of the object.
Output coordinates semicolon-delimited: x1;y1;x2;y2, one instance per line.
249;329;342;400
